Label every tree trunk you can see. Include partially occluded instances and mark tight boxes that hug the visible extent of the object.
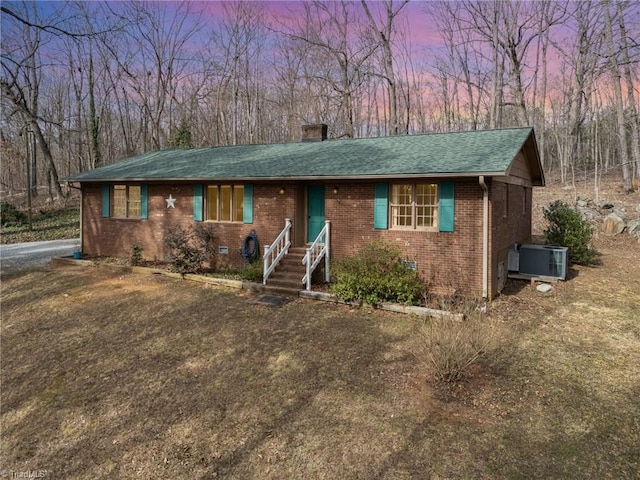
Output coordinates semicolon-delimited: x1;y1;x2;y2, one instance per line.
88;50;102;169
602;0;633;192
30;118;65;198
616;1;640;181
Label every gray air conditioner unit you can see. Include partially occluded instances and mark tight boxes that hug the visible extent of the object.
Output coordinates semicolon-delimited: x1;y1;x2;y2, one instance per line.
518;244;568;280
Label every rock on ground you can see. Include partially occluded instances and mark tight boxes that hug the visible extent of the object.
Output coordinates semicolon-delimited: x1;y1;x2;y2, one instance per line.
602;213;626;235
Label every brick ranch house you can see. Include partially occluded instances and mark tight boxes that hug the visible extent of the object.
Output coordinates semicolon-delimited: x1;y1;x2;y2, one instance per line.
67;125;544;299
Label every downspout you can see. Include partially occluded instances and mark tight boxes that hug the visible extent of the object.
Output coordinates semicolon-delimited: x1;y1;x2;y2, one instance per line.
479;176;489;299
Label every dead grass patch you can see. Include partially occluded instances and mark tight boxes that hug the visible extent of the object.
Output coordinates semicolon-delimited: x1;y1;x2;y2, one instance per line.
1;178;639;479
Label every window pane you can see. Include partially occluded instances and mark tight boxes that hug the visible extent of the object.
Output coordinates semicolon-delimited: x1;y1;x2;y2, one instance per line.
233;186;244;222
416;184;437;227
417;206;436;227
220;185;231;221
207;186;218;221
392;184;412;204
128;186;141;217
113;185;126;217
391;184;413;227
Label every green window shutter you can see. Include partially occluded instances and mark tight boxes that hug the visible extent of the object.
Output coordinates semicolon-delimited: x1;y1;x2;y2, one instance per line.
193;184;203;222
101;184;110;218
243;184;253;224
374;183;388;229
438;182;455;232
140;184;148;219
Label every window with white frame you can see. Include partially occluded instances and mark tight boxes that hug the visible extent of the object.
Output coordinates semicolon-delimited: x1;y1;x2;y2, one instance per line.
390;183;438;229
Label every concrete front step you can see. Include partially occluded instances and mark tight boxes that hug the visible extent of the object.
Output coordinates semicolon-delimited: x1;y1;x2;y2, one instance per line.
279;264;304;270
268;271;304;285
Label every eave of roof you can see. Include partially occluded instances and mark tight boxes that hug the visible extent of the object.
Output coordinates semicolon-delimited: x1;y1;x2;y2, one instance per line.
66;127;544;185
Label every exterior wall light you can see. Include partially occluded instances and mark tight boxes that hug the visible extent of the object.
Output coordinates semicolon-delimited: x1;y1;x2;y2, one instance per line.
332;186;339;194
278;187;286;195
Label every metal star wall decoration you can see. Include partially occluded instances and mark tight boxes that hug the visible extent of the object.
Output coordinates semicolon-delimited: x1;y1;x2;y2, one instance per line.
165;194;176;208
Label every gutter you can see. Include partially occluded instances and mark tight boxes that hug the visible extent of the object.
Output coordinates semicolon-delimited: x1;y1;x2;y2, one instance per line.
479;176;489;299
64;171;508;184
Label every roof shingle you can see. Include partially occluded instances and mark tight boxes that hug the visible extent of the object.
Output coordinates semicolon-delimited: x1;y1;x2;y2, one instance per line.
67;127;540;182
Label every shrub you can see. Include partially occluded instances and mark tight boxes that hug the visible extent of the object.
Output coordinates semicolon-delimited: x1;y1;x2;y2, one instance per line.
239;260;263;282
192;223;218;259
413;313;498;384
164;224;217;274
330;240;424;307
0;201;27;227
543;200;596;265
129;244;143;266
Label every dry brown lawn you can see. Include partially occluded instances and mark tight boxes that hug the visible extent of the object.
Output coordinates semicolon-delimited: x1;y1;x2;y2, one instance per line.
1;178;639;479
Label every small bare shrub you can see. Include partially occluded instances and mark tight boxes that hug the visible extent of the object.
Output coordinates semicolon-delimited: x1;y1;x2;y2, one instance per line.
164;224;217;274
129;244;143;266
414;313;498;384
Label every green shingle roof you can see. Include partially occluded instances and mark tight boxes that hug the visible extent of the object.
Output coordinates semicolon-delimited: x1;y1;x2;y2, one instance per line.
67;127;542;183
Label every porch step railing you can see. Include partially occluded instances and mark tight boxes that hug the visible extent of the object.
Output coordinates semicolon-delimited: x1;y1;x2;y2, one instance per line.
263;218;292;284
302;220;330;291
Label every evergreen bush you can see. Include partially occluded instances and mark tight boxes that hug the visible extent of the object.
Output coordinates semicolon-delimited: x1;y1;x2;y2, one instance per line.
330;240;424;307
239;260;263;282
543;200;596;265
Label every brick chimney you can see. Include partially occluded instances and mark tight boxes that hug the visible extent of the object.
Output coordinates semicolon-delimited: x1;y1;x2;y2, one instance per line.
301;124;328;142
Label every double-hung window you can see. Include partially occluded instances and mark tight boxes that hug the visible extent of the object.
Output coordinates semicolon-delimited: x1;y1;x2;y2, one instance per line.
390;183;438;230
112;185;141;218
207;185;244;222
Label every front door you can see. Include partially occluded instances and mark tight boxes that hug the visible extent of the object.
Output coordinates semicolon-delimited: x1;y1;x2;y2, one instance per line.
307;185;325;243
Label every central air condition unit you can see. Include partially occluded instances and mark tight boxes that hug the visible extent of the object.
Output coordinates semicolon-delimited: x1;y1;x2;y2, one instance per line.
518;244;568;280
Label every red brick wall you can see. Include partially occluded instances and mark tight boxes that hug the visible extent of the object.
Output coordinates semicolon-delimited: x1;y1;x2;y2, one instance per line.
325;180;484;297
82;179;532;298
81;183;296;268
488;180;533;295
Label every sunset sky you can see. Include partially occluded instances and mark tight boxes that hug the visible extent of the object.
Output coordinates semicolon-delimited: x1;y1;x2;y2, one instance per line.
5;0;639;75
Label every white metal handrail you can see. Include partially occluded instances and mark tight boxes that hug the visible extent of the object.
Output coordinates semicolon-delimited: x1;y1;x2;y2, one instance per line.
302;220;330;291
263;218;291;284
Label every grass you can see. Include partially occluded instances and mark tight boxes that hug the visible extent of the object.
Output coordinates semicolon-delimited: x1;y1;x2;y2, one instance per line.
0;207;80;244
1;177;639;478
1;230;639;479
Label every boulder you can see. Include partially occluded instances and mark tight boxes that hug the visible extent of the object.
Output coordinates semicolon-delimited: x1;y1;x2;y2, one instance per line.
578;206;600;221
602;213;626;235
627;218;640;236
613;207;627;220
636;204;640;214
597;200;614;210
577;199;588;207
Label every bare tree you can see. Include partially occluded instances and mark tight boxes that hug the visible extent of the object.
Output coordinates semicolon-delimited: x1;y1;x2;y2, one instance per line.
552;1;603;186
278;1;377;138
615;0;640;181
602;0;633;191
1;2;65;199
360;0;409;135
98;1;203;150
204;1;267;145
